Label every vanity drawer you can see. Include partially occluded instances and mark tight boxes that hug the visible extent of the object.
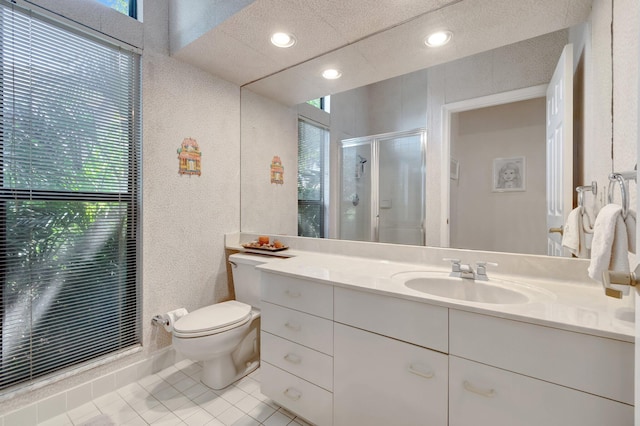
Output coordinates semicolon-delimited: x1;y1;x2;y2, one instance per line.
449;309;634;404
261;272;333;319
261;362;333;426
334;286;448;353
261;331;333;391
449;356;633;426
261;301;333;355
334;323;448;426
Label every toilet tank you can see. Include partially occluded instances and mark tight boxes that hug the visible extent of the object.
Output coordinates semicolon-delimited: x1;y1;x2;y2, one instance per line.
229;253;281;308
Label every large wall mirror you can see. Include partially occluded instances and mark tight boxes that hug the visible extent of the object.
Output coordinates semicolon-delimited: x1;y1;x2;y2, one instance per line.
240;0;627;259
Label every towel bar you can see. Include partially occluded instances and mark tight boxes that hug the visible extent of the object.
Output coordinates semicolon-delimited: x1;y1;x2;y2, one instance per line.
576;181;597;207
608;171;636;218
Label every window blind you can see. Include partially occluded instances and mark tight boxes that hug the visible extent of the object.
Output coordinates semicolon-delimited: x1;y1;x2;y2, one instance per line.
0;1;141;390
298;119;327;238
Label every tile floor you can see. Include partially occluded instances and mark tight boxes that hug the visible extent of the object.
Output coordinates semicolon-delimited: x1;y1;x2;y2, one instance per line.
36;361;312;426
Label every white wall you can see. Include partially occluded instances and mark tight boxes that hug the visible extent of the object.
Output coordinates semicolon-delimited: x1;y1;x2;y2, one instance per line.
451;98;547;254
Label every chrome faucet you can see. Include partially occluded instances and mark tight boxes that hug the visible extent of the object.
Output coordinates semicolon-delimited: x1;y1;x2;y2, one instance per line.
444;258;498;280
444;258;475;279
475;261;498;281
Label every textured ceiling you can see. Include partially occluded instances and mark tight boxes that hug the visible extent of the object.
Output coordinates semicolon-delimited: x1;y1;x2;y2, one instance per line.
171;0;592;105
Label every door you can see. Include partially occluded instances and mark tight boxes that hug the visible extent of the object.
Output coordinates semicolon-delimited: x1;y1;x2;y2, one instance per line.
339;129;426;244
546;44;573;256
377;132;425;245
339;140;374;241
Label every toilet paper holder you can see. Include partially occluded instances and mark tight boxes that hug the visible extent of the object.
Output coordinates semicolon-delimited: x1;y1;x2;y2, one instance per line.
152;315;169;327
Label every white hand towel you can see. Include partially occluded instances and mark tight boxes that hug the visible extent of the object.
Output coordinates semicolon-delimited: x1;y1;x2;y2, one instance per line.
561;207;580;254
562;206;589;258
625;209;636;254
588;204;630;285
581;208;594;251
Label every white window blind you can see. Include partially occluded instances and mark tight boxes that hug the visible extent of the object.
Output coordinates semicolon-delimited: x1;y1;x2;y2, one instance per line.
0;1;141;390
298;119;327;238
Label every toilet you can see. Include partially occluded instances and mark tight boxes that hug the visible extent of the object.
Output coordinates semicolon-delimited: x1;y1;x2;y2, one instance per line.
172;253;277;389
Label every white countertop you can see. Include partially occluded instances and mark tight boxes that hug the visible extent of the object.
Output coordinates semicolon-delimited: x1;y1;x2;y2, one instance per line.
255;251;635;343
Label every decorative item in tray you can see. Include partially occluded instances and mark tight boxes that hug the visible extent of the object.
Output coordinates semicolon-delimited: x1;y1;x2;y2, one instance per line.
242;236;288;251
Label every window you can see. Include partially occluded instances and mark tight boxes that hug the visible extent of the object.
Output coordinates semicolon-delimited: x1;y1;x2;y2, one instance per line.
306;96;330;113
298;119;328;238
94;0;138;19
0;2;141;391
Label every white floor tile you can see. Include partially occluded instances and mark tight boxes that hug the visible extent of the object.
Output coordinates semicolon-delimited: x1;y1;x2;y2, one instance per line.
121;414;148;426
138;373;164;389
216;386;247;405
230;414;260;426
249;402;276;423
234;378;259;395
182;383;209;401
93;392;124;410
150;412;183;426
37;414;73;426
182;408;214;426
262;411;294;426
171;400;200;421
34;364;314;426
247;402;276;423
100;399;139;424
173;376;199;393
139;404;171;424
217;406;244;426
66;402;101;424
128;394;162;415
234;395;261;414
200;397;232;418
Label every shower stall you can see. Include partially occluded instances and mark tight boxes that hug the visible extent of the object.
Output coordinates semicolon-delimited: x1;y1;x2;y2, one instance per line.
339;128;426;245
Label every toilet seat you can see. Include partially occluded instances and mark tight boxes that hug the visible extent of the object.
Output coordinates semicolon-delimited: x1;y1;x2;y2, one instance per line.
173;300;252;338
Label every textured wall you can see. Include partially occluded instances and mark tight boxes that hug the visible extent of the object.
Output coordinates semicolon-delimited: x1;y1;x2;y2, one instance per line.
240;89;298;236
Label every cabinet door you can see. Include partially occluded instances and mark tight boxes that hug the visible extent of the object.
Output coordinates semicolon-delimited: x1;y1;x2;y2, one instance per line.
333;323;447;426
449;356;633;426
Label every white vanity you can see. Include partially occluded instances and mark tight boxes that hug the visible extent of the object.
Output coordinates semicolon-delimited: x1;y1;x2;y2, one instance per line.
254;251;634;426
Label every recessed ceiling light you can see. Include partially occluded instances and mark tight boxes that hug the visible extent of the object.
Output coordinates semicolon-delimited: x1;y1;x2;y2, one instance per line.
322;69;342;80
424;30;452;47
270;32;296;48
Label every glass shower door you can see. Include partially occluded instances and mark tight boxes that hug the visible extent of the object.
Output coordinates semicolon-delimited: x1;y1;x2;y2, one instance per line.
377;131;425;245
339;129;425;244
339;141;374;241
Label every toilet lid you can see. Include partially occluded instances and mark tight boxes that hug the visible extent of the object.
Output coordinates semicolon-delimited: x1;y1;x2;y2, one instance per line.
173;300;252;335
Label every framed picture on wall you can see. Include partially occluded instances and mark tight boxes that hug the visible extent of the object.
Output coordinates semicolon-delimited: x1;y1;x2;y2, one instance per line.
492;156;525;192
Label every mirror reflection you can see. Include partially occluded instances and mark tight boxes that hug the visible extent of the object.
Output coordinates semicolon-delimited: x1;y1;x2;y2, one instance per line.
241;2;619;259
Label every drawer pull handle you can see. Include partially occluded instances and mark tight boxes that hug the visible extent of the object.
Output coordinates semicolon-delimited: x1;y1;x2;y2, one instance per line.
285;289;301;298
284;353;302;364
284;321;301;331
283;387;302;401
407;364;434;379
463;380;496;398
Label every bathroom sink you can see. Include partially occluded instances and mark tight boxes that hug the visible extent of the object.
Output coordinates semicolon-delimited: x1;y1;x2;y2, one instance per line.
391;271;549;304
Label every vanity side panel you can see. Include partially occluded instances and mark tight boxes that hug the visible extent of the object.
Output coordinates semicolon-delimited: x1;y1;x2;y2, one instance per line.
334;287;448;353
449;309;633;404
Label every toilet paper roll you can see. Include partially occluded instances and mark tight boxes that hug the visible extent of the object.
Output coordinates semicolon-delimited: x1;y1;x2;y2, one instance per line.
161;308;189;332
